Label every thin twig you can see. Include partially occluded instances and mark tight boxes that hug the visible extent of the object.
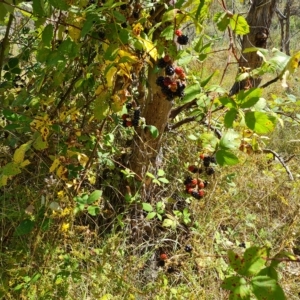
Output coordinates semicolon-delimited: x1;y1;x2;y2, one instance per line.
262;148;294;181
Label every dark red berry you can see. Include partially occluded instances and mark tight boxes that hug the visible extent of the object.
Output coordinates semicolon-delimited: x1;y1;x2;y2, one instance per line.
175;29;182;36
160;253;168;260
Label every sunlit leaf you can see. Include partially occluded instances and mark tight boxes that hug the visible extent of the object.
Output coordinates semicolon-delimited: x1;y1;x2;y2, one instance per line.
216;150;239;166
245;112;276;134
13;141;32;164
251;276;285;300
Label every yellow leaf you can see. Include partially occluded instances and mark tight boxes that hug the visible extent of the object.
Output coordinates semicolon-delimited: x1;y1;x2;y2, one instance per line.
50;158;60;173
33;133;48;150
13;141;32;164
78;153;89;167
0;175;8;187
20;159;31;168
56;165;68;180
281;51;300;88
106;66;117;87
137;37;157;61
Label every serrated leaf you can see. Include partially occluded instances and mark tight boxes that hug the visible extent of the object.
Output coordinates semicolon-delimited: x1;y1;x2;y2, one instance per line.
236;88;262;108
224;108;238;128
146;211;157;220
14;219;35;236
257;266;278;280
147;125;159;138
245;112;276;134
251;276;285;300
181;83;202;104
214;12;230;32
219;130;240;150
219;96;237;108
240;246;268;276
216;150;239;166
227;250;244;275
87;190;102;204
221;276;246;291
142;203;153;212
161;25;174;40
229;14;249;35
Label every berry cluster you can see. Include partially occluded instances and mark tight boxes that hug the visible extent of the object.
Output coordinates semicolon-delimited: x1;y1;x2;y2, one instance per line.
155;55;186;101
199;154;216;175
122;102;140;127
184;176;207;200
175;29;189;45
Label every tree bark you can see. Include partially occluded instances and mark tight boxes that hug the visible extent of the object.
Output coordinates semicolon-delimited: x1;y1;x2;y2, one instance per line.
230;0;278;95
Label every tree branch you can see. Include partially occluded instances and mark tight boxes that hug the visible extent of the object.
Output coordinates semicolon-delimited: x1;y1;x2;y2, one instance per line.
262;148;294;181
0;13;14;81
169;99;198;119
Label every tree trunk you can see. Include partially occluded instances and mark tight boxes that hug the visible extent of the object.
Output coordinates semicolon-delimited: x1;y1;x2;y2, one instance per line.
230;0;277;95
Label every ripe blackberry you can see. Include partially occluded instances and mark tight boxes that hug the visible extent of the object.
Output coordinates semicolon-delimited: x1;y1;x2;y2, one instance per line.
191;191;200;200
157;260;165;267
177;35;189;45
120;3;127;10
185;245;193;252
133;11;140;19
175;89;185;98
167;266;175;273
121;22;127;28
239;242;246;248
206;167;215;175
132;119;139;127
203;156;211;167
177;81;186;91
163;77;172;86
157;58;168;68
184;176;193;185
133;109;140;119
126;102;133;110
210;156;217;164
165;65;175;76
156;76;165;87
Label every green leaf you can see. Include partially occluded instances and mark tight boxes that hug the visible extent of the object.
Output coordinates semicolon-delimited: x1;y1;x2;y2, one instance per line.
219;130;240;150
257;266;278;280
222;276;245;291
87;190;102;204
8;57;19;69
147;125;159;138
87;205;100;216
157;169;165;177
227;250;244;275
142;203;153;212
216;150;239;166
245;112;276;134
2;162;21;176
14;219;35;236
251;276;285;300
33;0;46;16
240;246;268;276
146;172;155;179
214;12;230;32
224;108;238;128
48;0;69;10
146;211;157;220
161;25;174;40
229;14;249;35
236;88;262;108
42;24;53;46
112;10;126;22
181;83;202;104
200;71;217;87
104;43;119;61
94;95;110;121
158;177;169;184
219;96;237;109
